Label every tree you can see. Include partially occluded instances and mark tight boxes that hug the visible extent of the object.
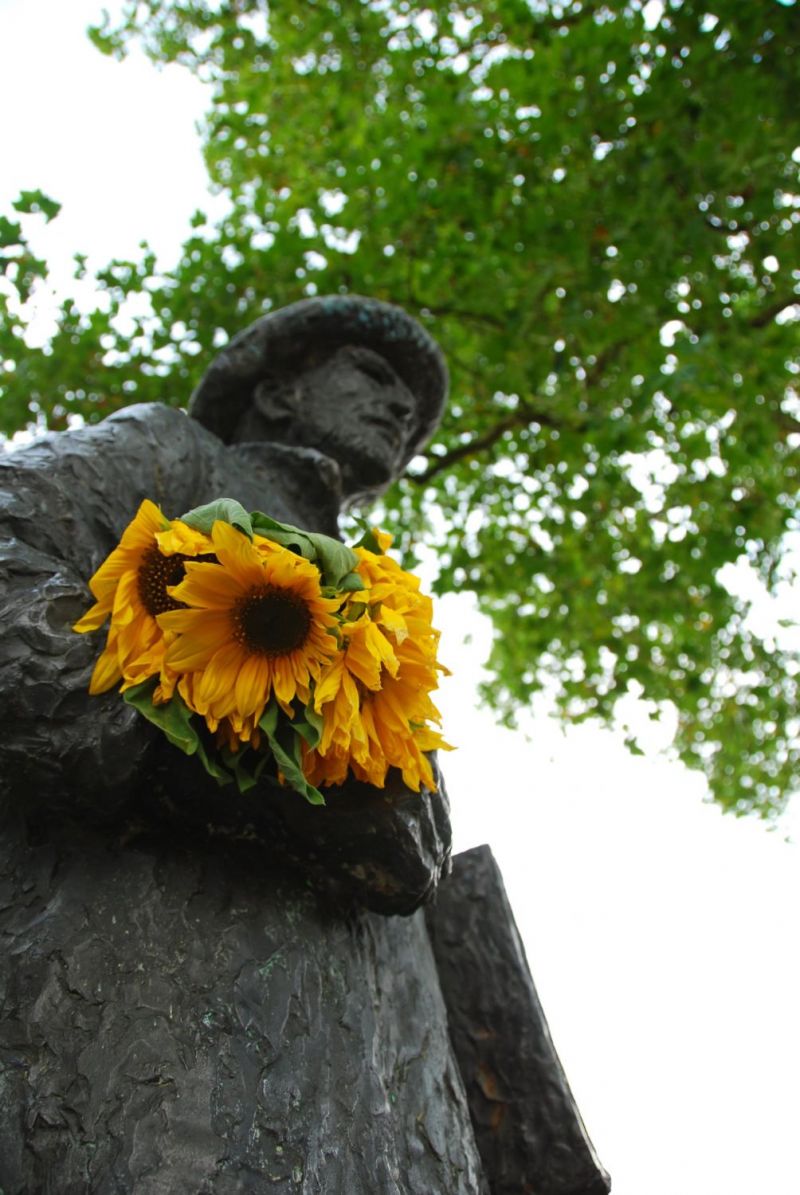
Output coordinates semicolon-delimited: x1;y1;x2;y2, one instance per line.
2;0;798;817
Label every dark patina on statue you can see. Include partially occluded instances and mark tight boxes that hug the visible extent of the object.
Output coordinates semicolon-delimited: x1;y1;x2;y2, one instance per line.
0;295;609;1194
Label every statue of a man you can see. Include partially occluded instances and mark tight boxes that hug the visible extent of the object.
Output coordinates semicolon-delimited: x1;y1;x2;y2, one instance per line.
0;294;609;1195
0;295;488;1194
0;295;452;906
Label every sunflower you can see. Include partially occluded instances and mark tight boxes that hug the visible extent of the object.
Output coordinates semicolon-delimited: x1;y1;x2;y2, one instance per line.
304;538;451;792
158;519;340;729
306;636;450;792
72;499;214;695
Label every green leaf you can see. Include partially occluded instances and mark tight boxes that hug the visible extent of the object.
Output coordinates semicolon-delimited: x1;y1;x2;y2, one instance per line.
221;743;271;793
124;678;200;754
351;522;386;555
0;215;22;250
87;20;125;58
194;737;235;787
180;497;253;538
304;532;359;588
292;701;324;749
123;680;233;786
12;189;61;222
258;702;326;805
338;570;366;592
251;511;358;587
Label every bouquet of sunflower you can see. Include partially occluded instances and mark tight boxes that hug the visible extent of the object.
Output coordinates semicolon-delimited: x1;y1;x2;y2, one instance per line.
73;498;450;805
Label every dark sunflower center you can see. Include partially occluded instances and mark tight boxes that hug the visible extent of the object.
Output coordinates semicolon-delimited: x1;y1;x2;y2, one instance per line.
137;546;192;616
234;586;312;657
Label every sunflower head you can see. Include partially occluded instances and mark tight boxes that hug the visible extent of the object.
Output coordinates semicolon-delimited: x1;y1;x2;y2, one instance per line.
159;520;340;728
73;500;215;695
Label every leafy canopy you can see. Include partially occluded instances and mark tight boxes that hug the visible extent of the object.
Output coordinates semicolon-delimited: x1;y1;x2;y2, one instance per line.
2;0;798;817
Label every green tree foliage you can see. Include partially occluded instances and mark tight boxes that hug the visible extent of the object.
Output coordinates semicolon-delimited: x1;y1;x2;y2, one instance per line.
2;0;798;816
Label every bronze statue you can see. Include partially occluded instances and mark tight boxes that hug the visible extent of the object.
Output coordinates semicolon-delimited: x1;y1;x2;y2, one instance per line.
0;295;609;1194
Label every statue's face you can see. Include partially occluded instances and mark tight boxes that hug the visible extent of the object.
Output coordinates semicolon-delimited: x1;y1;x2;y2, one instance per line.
239;345;417;496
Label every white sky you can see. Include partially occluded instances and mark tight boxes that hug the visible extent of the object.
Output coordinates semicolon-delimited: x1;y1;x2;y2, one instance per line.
2;2;799;1191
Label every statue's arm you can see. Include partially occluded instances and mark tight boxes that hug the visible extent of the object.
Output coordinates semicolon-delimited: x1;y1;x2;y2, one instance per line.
0;404;452;910
0;405;222;811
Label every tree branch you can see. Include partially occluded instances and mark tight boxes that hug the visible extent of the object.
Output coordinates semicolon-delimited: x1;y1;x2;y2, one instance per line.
704;215;755;237
409;404;559;485
410;339;628;485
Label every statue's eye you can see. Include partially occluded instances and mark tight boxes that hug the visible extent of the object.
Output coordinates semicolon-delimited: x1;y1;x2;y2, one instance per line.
352;348;394;386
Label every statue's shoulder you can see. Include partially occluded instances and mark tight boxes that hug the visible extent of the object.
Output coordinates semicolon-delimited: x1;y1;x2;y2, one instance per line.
0;403;224;536
101;401;214;445
2;402;209;464
0;403;220;485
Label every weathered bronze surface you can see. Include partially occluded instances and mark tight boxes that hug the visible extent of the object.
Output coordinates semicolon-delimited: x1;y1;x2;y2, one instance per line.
0;295;608;1194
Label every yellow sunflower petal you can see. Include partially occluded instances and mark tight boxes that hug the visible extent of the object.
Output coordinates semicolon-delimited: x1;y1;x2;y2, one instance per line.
88;639;124;695
211;520;267;588
73;599;112;634
161;610;234;670
194;641;248;712
169;560;245;609
234;654;270;722
272;656;296;707
155;521;214;557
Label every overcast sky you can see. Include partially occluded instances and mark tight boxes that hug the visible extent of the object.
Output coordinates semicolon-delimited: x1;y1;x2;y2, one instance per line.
2;2;799;1191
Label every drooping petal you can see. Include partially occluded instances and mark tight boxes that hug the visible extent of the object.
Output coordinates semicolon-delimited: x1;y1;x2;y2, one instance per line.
271;655;296;707
234;653;270;722
88;639;124;694
194;641;249;713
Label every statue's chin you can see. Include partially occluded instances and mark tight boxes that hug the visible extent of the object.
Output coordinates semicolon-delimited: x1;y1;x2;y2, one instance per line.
336;441;402;497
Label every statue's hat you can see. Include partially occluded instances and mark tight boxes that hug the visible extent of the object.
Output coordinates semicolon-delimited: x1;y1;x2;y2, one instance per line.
189;294;448;462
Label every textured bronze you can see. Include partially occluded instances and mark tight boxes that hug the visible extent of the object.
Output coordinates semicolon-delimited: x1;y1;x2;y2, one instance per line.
0;295;608;1194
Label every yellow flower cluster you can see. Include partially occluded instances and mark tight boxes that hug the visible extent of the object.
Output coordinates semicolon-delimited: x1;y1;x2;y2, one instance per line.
74;500;450;798
304;529;450;792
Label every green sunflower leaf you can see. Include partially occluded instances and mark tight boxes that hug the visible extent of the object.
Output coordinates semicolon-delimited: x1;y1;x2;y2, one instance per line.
221;743;271;793
305;534;359;588
124;678;198;754
292;702;324;750
194;739;235;787
350;519;386;555
180;498;253;538
250;510;358;588
123;679;233;786
338;570;366;593
250;512;321;560
258;703;326;806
